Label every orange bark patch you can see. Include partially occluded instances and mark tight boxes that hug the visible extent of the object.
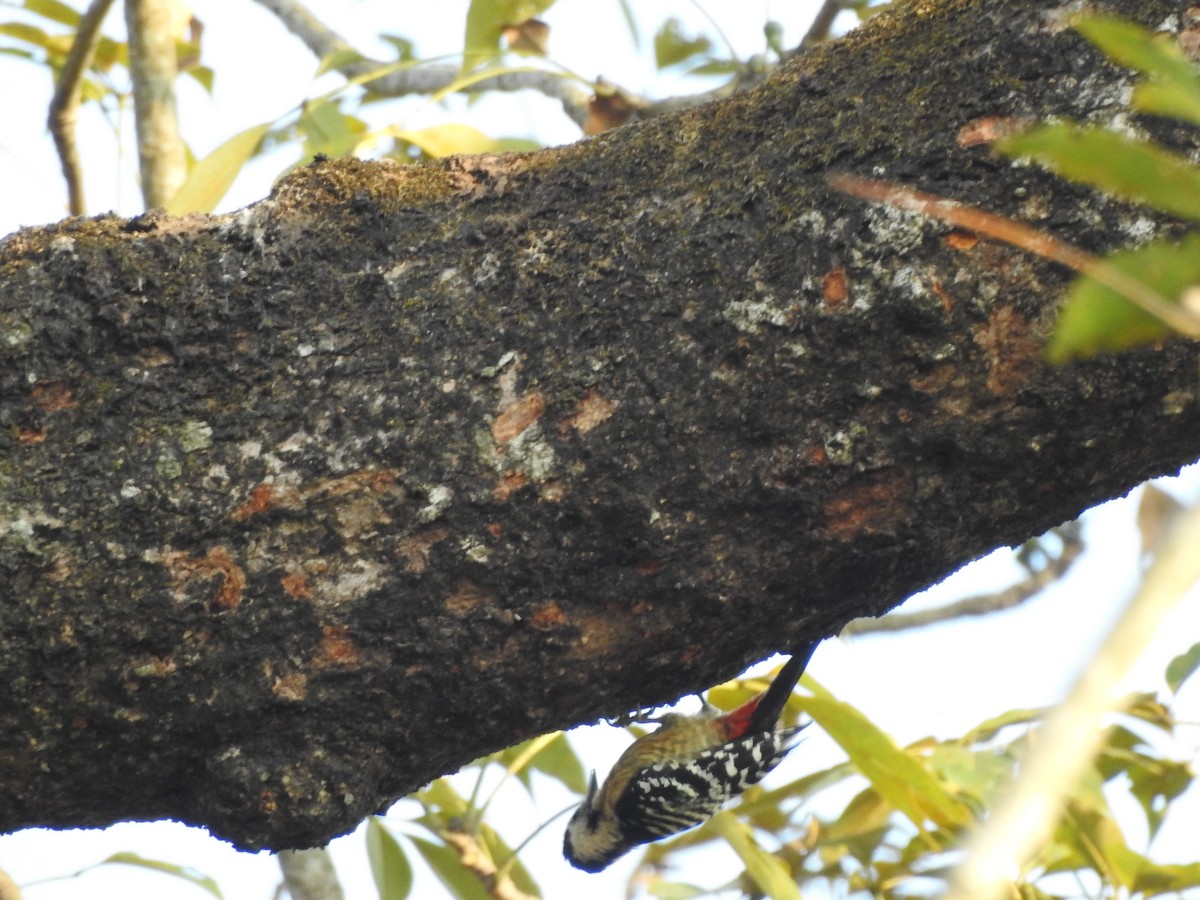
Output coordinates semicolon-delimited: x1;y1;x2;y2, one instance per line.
819;473;913;541
563;388;618;434
445;581;494;617
531;600;568;629
16;427;46;444
943;229;979;250
492;391;546;444
271;671;308;701
31;382;76;412
232;483;280;521
493;470;528;501
314;625;360;668
163;546;247;610
635;559;664;575
280;572;312;599
822;268;850;308
397;527;450;573
973;305;1036;396
957;116;1025;148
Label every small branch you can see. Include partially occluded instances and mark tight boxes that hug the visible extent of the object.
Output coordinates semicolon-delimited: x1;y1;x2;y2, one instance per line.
842;524;1084;636
0;868;21;900
831;174;1200;339
276;849;344;900
944;503;1200;899
794;0;846;54
47;0;118;216
125;0;188;208
246;0;754;132
441;829;538;900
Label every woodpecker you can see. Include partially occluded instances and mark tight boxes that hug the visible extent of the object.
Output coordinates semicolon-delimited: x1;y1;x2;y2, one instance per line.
564;641;818;872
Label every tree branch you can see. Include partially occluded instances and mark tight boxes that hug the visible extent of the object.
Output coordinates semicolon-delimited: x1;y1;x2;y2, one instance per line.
47;0;118;216
1;0;1197;851
125;0;188;208
841;524;1085;636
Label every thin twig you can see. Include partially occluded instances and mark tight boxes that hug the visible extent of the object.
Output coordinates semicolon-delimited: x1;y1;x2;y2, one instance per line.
125;0;188;208
47;0;118;216
944;503;1200;899
830;173;1200;338
277;848;345;900
842;524;1084;636
246;0;755;132
795;0;846;54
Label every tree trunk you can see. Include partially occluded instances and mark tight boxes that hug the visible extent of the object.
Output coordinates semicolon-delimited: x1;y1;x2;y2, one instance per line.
0;0;1196;850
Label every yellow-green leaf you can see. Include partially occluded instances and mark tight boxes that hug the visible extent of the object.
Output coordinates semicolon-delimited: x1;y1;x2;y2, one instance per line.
654;17;712;69
463;0;557;70
387;124;504;158
408;835;492;900
102;852;222;899
1000;124;1200;222
367;818;413;900
24;0;82;27
1076;16;1200;128
1046;234;1200;363
711;811;801;900
1166;642;1200;694
799;693;972;830
166;122;270;214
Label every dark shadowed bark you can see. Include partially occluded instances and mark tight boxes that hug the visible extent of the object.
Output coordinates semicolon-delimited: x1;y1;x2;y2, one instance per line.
1;0;1197;849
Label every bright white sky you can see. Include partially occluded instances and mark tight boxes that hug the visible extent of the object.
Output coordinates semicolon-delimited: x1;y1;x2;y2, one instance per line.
2;2;1199;898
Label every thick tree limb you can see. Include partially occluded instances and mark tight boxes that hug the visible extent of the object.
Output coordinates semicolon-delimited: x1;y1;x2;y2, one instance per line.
1;0;1198;850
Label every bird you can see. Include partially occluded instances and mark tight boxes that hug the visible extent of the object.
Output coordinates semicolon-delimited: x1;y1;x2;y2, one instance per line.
564;641;818;872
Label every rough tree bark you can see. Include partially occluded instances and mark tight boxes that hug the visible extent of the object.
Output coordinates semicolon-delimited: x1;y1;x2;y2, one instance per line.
1;0;1197;850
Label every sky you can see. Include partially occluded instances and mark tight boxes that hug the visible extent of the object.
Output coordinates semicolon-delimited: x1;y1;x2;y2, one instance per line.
1;1;1199;898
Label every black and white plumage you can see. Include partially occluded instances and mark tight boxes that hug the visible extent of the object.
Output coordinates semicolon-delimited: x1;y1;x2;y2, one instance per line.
564;642;817;872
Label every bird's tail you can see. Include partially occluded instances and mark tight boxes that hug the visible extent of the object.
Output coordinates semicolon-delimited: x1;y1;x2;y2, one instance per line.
722;639;819;739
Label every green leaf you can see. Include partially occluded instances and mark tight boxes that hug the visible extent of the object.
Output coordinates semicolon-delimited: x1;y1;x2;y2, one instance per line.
959;706;1046;744
711;811;801;900
23;0;82;27
1131;858;1200;895
408;835;492;900
643;879;708;900
463;0;557;70
315;47;367;78
299;99;365;159
1046;234;1200;363
185;64;214;94
102;852;223;899
478;823;540;897
386;123;504;158
367;818;413;900
821;786;893;845
654;17;712;69
166;122;270;214
799;693;972;830
521;731;588;794
1166;642;1200;693
1000;124;1200;222
1076;16;1200;128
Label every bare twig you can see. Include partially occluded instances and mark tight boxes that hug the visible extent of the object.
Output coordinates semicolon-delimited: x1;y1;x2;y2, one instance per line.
441;829;538;900
842;524;1084;636
944;503;1200;899
0;867;21;900
831;173;1200;338
47;0;118;216
277;848;344;900
246;0;759;132
794;0;846;54
125;0;188;208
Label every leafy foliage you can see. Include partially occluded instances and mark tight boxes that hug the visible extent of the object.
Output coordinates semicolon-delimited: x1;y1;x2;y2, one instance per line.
997;15;1200;362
